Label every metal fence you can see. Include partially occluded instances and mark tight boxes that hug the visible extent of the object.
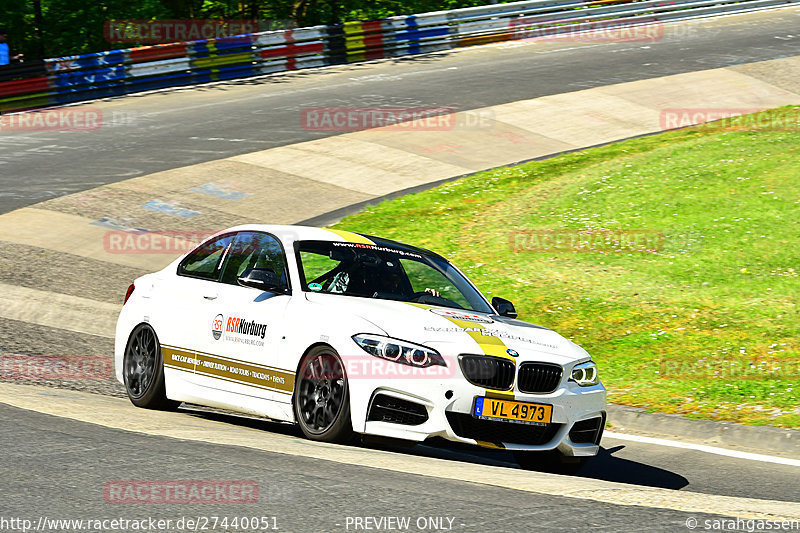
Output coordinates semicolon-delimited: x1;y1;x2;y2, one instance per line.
0;0;796;113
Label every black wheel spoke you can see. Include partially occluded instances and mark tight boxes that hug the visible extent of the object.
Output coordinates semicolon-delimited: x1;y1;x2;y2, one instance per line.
296;352;346;435
323;402;335;424
124;326;159;400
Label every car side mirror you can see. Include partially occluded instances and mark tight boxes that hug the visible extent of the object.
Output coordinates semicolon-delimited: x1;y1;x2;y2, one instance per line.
237;267;283;292
492;297;518;319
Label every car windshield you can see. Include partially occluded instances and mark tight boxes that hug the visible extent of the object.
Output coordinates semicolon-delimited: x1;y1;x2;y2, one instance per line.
296;240;493;313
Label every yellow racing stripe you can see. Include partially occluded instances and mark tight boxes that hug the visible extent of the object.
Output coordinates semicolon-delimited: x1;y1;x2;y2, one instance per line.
326;229;375;244
409;303;516;397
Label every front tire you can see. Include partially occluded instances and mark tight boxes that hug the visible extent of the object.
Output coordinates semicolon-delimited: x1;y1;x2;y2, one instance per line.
293;346;353;443
123;323;179;410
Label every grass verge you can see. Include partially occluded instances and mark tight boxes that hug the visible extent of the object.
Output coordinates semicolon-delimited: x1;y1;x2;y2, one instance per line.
333;107;800;428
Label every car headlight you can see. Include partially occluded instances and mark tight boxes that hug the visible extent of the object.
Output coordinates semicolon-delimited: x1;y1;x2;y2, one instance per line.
352;334;446;368
570;360;599;386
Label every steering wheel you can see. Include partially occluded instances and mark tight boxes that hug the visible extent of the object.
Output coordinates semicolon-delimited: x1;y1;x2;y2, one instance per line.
409;291;433;301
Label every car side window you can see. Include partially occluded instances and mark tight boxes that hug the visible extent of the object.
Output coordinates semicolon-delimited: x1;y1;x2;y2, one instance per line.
219;231;289;287
177;233;235;280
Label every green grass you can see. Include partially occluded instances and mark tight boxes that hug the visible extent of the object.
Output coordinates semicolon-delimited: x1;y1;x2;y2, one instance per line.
333;107;800;428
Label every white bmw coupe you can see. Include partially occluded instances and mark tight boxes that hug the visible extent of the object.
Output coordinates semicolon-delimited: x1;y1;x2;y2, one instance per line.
115;225;606;471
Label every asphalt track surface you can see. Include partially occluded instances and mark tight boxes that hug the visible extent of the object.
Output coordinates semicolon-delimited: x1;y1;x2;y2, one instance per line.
3;8;800;213
1;9;799;531
0;402;796;533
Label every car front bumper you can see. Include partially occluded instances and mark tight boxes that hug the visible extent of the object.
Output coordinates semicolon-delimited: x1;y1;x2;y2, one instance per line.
348;366;607;455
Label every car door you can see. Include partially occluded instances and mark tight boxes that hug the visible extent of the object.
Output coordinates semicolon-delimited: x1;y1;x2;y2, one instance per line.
158;232;235;385
192;231;295;403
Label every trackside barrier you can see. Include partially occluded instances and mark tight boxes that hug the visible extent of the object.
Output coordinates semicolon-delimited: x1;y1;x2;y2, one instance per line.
0;0;797;113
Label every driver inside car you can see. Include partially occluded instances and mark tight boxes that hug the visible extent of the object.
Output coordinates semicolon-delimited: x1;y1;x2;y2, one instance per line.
328;256;440;299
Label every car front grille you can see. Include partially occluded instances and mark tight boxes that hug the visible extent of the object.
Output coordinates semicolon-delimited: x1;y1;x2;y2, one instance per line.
445;412;560;446
367;394;429;426
569;414;606;444
517;362;563;394
459;355;515;391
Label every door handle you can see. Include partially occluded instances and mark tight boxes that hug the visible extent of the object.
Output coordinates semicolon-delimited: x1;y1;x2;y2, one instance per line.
203;294;218;300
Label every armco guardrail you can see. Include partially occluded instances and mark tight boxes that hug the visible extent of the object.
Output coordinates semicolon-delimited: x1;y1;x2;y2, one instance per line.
0;0;797;113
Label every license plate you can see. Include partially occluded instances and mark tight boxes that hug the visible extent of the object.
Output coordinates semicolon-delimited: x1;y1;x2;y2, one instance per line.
473;397;552;426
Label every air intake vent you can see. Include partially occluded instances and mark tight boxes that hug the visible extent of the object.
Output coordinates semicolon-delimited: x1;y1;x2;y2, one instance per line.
569;414;606;444
367;394;428;426
445;412;560;445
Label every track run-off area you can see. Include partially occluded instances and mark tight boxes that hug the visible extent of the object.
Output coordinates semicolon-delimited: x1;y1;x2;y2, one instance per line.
1;7;800;533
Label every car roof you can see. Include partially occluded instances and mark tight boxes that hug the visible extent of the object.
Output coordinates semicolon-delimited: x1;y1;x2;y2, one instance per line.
219;224;446;261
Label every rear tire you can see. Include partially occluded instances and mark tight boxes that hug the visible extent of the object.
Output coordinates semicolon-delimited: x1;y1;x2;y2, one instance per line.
293;346;353;443
123;324;179;410
513;450;587;475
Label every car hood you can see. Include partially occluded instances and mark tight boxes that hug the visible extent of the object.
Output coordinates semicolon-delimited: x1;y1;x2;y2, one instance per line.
303;293;588;365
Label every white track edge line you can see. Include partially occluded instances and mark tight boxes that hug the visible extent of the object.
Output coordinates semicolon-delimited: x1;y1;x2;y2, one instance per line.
604;431;800;467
